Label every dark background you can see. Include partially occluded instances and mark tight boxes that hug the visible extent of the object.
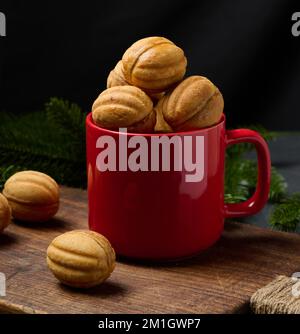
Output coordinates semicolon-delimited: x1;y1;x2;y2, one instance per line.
0;0;299;130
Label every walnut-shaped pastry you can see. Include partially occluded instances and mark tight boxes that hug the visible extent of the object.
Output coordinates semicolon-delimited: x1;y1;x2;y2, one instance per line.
3;171;59;222
47;230;116;288
122;36;187;93
157;76;224;131
92;85;155;133
107;60;128;88
0;193;11;233
107;60;165;102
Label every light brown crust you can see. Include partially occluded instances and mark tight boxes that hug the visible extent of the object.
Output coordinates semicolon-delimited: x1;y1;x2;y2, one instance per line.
107;60;128;88
159;76;224;131
92;85;154;132
3;171;59;222
122;36;187;93
106;60;166;102
47;230;116;289
154;107;173;133
176;89;224;131
127;108;156;133
0;193;11;233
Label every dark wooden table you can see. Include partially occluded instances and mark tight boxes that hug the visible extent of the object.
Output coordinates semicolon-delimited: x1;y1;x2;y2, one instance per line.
0;187;300;314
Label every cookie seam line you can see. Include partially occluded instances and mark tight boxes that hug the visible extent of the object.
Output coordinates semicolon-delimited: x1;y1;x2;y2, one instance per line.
169;89;219;128
128;41;173;82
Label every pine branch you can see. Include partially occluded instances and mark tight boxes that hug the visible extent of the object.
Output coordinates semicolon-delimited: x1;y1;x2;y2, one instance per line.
225;158;250;203
45;97;86;142
225;160;287;204
269;167;288;202
270;194;300;232
0;99;87;189
224;125;278;203
0;165;23;190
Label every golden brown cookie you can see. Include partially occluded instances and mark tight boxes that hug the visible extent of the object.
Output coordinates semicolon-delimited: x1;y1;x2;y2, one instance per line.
122;36;187;93
107;60;165;102
107;60;128;88
157;76;224;131
47;230;116;288
3;171;59;222
0;193;11;233
92;85;155;133
154;107;173;133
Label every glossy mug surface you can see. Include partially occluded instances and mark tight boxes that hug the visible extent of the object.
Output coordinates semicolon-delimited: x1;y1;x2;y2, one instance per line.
86;113;271;260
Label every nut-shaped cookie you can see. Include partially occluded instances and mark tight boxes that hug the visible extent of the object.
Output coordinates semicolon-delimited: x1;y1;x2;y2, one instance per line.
92;85;155;133
154;107;173;133
107;60;165;102
158;76;224;131
47;230;116;288
107;60;128;88
122;36;187;93
3;171;59;222
0;193;11;233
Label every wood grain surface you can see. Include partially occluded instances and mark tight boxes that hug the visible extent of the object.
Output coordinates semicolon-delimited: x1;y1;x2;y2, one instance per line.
0;187;300;314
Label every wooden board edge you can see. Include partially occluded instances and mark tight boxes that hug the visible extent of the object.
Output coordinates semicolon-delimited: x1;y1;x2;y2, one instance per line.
0;299;47;314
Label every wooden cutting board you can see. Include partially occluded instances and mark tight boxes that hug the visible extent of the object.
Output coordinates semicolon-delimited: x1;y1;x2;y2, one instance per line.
0;187;300;314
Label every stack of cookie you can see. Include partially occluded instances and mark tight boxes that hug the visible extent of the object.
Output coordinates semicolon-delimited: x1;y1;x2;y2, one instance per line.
92;36;224;133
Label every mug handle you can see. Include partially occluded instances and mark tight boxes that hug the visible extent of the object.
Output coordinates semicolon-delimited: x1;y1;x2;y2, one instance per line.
224;129;271;218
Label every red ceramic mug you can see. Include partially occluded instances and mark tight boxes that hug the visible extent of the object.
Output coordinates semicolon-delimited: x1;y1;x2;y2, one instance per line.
86;113;271;261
